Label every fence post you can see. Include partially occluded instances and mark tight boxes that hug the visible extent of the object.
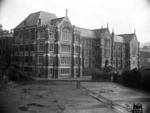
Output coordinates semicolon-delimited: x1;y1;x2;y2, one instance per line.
76;81;81;89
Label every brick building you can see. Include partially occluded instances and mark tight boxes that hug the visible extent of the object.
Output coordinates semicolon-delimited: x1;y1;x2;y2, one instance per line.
112;31;140;70
0;28;13;74
12;11;139;78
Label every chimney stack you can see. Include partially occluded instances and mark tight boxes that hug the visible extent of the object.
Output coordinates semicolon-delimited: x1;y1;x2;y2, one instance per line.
10;29;13;33
38;18;41;25
134;29;136;34
107;22;109;28
24;21;27;27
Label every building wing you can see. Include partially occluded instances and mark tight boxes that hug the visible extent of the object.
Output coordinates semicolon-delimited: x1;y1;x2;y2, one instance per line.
117;34;134;43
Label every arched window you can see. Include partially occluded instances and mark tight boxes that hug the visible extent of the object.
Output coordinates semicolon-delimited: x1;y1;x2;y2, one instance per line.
62;28;71;41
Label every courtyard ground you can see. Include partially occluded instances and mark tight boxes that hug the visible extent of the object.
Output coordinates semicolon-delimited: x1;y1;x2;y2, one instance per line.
0;81;118;113
0;78;150;113
81;82;150;113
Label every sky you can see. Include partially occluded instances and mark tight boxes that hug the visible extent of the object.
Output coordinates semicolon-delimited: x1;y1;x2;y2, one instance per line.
0;0;150;43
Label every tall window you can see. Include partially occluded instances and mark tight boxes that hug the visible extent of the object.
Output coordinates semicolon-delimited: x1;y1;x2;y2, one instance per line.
49;68;53;74
30;44;34;51
61;57;71;64
75;46;80;53
85;49;89;56
113;60;116;65
25;29;29;39
85;59;89;65
75;57;79;64
92;41;95;48
14;31;19;38
38;30;46;39
62;28;71;41
25;56;28;62
113;52;116;57
49;31;54;39
38;56;43;64
49;43;54;51
15;45;18;51
61;68;70;74
38;43;45;52
97;41;100;46
25;45;28;51
75;34;80;42
49;56;53;64
61;45;70;52
30;28;35;39
105;50;110;57
105;39;111;48
20;30;24;39
20;45;24;51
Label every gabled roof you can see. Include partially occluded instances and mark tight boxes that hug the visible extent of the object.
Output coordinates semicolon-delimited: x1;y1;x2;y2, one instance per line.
15;11;57;29
51;17;64;26
75;27;96;38
117;33;135;43
93;28;108;33
92;28;109;38
114;35;124;43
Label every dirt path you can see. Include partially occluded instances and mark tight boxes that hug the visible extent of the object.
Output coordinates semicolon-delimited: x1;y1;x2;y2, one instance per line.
81;82;150;113
0;81;118;113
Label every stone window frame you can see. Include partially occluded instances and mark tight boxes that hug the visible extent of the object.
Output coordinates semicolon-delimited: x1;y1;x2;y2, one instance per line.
38;30;46;39
61;28;71;41
38;55;43;64
75;46;80;54
61;44;71;53
61;68;70;74
61;56;71;64
75;34;80;43
49;43;54;51
49;68;53;75
49;56;53;64
38;43;45;52
75;57;79;65
49;31;55;39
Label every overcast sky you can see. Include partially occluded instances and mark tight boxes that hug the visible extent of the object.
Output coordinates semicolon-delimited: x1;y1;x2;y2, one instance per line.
0;0;150;43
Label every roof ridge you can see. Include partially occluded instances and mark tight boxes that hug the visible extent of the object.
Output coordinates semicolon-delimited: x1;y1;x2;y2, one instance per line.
30;11;56;15
75;27;91;31
92;28;107;31
117;33;134;36
51;17;64;20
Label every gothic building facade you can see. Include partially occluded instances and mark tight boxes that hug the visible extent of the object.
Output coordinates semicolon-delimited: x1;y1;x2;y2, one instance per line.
11;11;139;78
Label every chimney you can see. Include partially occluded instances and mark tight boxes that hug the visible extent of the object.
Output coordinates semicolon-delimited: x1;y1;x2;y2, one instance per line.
101;26;103;29
107;22;109;28
112;28;114;35
134;29;136;34
66;9;68;16
38;18;41;25
10;29;13;33
24;21;27;27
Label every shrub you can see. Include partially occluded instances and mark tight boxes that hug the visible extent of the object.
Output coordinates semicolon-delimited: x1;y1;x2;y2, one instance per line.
91;68;110;81
6;67;34;82
9;73;20;81
122;69;141;87
113;73;123;83
140;70;150;91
